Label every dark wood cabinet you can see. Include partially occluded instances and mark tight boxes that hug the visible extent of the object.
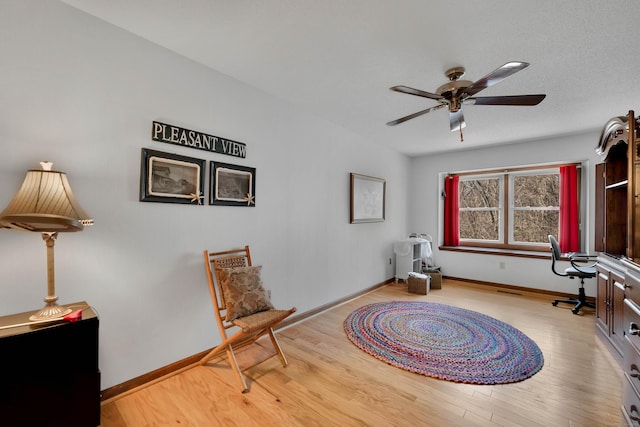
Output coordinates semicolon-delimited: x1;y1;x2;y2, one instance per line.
596;257;626;357
595;111;640;425
622;260;640;425
0;302;100;427
595;115;630;255
594;112;639;364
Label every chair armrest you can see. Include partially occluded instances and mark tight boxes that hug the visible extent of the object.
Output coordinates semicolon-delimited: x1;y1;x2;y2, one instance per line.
568;252;598;262
567;252;597;260
569;256;598;272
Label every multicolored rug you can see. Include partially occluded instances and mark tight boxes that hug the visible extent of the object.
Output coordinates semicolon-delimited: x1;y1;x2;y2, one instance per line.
344;301;544;384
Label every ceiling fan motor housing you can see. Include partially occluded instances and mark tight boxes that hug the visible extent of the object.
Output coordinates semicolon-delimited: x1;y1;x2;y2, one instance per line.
436;79;472;111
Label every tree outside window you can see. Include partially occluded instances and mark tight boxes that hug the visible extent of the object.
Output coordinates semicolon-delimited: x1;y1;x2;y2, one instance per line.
511;173;559;244
457;167;564;250
459;177;501;241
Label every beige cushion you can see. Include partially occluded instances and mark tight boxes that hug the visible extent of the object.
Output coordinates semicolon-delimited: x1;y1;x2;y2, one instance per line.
218;265;274;321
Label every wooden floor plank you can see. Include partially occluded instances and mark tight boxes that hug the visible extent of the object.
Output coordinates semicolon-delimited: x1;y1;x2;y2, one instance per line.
100;279;624;426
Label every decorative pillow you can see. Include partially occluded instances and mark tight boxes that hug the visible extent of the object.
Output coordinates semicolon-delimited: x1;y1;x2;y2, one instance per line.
218;265;274;321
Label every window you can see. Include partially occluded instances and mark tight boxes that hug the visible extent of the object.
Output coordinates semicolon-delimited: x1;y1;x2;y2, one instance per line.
459;176;502;242
510;172;559;245
451;164;578;252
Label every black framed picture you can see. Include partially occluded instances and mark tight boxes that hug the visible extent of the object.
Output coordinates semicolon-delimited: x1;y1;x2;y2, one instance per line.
140;148;205;204
209;161;256;206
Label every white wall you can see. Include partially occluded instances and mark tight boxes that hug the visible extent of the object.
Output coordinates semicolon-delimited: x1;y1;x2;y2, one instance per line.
0;1;409;389
409;132;603;297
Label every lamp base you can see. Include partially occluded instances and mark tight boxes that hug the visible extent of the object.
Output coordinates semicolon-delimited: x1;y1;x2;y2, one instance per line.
29;300;72;321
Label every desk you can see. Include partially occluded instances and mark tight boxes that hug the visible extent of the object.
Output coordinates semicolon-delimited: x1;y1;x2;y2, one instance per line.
0;302;100;426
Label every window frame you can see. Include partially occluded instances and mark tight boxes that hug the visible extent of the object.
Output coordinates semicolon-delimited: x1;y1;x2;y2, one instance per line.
458;173;504;244
452;163;581;252
508;169;560;248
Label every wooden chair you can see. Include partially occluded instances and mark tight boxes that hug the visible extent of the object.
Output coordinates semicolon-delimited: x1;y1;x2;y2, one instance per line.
200;246;296;392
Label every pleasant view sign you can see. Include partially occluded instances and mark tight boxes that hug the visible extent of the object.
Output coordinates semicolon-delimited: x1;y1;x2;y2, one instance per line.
152;121;247;158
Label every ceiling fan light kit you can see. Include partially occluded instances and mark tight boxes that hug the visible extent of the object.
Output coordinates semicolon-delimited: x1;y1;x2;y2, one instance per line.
387;61;546;142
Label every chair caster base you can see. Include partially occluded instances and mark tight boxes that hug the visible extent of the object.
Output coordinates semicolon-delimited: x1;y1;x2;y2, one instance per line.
552;297;594;315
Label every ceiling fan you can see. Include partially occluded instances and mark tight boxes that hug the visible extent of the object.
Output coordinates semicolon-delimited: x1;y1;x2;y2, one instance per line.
386;61;546;141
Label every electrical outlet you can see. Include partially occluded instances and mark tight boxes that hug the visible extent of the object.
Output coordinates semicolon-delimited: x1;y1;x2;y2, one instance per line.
499;261;506;269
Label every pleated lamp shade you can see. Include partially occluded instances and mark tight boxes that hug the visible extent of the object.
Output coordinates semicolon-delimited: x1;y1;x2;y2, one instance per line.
0;162;93;232
0;162;93;321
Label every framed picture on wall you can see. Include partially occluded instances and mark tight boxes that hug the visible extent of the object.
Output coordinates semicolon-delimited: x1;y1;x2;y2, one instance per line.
350;173;385;223
209;161;256;206
140;148;205;204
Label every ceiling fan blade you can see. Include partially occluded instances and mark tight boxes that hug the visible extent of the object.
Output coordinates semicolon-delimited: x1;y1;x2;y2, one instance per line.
467;94;546;106
386;104;447;126
462;62;530;97
450;110;466;132
390;85;444;101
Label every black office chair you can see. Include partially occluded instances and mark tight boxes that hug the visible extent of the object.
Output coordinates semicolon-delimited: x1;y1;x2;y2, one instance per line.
548;235;597;314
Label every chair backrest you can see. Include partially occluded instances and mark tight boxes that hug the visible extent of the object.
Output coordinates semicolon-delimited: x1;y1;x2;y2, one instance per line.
548;235;567;277
203;246;252;324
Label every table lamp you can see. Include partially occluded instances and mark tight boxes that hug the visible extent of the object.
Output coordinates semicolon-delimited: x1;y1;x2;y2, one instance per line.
0;162;93;321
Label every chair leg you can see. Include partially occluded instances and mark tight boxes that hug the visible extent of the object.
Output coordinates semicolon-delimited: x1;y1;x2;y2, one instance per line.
552;297;580;307
200;338;250;392
200;326;289;393
267;327;288;367
552;283;595;314
226;344;249;393
199;343;226;366
200;328;250;365
572;287;596;313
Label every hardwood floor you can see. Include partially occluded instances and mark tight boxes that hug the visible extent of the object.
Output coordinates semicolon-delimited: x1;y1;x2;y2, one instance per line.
100;279;625;427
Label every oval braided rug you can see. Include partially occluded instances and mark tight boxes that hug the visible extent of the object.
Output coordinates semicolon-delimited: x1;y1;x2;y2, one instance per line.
344;301;544;384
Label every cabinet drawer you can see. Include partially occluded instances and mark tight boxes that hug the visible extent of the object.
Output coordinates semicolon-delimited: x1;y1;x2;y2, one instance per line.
623;374;640;426
625;299;640;351
625;265;640;304
626;335;640;394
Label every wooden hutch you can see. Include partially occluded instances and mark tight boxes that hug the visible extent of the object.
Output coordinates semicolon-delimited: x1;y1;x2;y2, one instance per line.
594;110;640;425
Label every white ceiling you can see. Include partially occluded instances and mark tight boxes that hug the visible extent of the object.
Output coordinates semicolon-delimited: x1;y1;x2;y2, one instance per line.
60;0;640;156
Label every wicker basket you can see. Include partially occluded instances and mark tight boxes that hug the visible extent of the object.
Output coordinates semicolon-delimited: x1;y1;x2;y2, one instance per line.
408;273;430;295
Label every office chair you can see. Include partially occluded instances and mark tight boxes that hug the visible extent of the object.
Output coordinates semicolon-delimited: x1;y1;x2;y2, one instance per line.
548;235;597;314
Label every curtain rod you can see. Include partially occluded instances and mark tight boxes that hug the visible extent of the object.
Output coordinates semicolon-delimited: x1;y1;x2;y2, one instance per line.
449;162;582;177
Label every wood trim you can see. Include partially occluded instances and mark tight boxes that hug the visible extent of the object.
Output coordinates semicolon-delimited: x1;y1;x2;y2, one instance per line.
458;241;550;252
100;348;212;402
439;245;586;264
502;172;509;245
628;110;637;260
439;245;551;259
594;162;605;252
100;277;393;403
277;278;392;330
445;275;595;302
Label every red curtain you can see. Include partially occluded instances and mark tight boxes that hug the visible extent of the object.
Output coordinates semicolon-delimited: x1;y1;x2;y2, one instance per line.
444;175;460;246
559;165;579;252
